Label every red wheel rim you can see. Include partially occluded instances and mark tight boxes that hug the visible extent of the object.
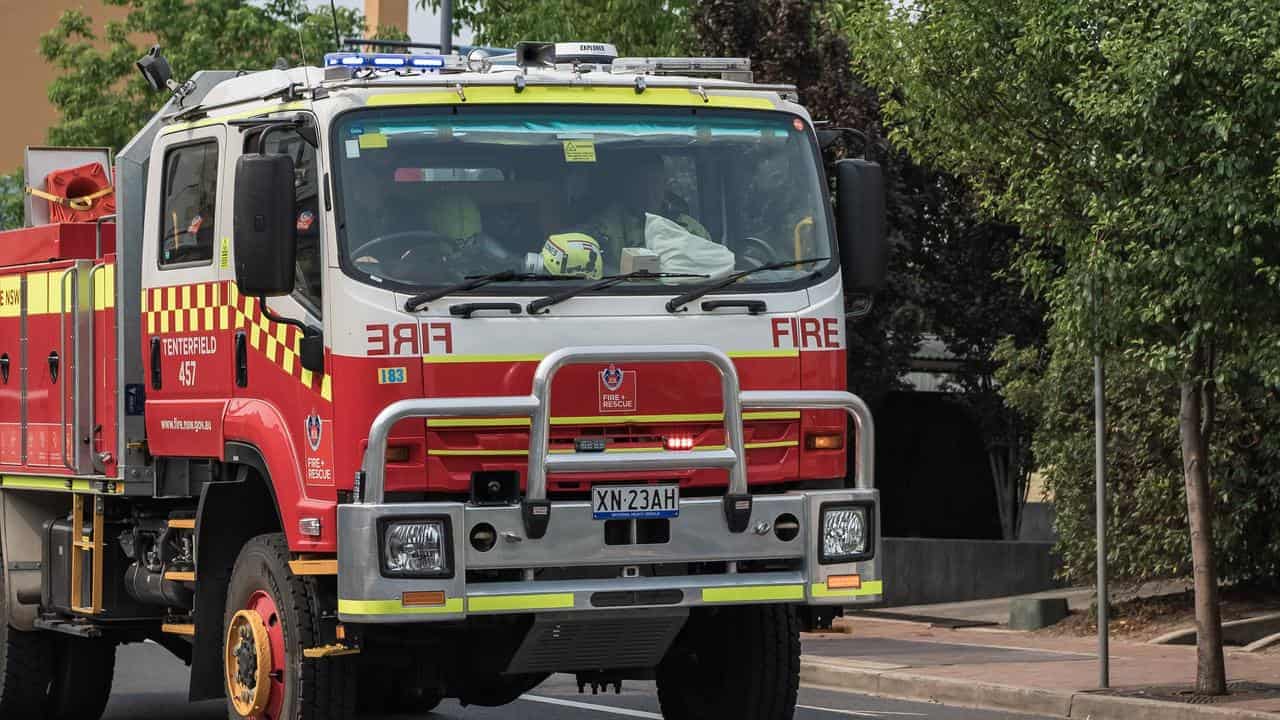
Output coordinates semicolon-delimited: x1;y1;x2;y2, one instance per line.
244;589;285;720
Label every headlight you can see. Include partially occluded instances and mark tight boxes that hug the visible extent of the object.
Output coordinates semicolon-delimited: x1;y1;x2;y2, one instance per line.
382;519;451;577
820;504;870;563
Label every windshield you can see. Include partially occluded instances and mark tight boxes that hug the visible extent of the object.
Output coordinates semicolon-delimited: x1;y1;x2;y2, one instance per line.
331;106;834;293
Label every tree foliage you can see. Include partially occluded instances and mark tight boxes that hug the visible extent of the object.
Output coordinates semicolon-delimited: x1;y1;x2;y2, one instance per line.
697;0;927;406
999;333;1280;585
0;169;23;230
914;182;1047;539
38;0;368;152
847;0;1280;692
419;0;696;56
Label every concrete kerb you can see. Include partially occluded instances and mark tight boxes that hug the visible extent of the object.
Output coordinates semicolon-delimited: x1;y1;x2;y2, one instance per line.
799;657;1278;720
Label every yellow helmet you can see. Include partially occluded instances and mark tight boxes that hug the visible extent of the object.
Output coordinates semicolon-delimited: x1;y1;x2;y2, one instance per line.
541;233;603;279
423;193;483;240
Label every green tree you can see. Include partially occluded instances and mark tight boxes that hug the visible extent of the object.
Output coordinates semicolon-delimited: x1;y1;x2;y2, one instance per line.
917;186;1047;540
39;0;366;152
696;0;926;409
0;170;22;230
847;0;1280;694
420;0;696;55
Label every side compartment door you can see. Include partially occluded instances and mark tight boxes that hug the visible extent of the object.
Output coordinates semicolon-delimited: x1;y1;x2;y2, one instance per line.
141;127;233;460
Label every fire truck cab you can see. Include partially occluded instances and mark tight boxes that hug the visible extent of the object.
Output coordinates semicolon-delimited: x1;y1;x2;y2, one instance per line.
0;41;886;720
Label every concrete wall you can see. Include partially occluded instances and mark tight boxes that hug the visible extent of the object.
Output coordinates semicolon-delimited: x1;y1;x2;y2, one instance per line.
1018;502;1057;543
881;537;1062;606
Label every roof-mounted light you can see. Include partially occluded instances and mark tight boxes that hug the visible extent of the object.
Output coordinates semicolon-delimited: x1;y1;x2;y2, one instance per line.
612;57;754;82
515;41;618;68
324;52;447;70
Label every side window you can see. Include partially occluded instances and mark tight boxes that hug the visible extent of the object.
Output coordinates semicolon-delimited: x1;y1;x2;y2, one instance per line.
258;128;322;313
159;141;219;266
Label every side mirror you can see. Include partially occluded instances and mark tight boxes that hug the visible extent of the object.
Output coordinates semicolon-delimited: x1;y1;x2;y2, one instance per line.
233;154;296;296
136;45;173;93
834;158;888;294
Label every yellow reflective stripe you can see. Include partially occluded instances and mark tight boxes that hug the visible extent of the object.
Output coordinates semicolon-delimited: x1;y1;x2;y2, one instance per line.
424;350;797;364
467;593;575;613
428;440;797;457
810;580;883;598
728;349;800;359
429;448;531;457
745;440;799;450
367;86;777;110
423;354;545;364
0;475;122;494
0;276;20;318
743;411;801;421
553;412;722;425
161;101;309;135
338;598;464;615
427;417;532;428
93;265;115;310
26;272;48;314
426;411;801;428
702;584;805;603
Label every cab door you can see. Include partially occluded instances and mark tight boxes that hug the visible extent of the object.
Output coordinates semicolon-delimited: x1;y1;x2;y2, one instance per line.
230;121;337;495
141;126;233;460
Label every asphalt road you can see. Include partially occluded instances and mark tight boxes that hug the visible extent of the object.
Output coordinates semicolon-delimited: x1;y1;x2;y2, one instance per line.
103;642;1055;720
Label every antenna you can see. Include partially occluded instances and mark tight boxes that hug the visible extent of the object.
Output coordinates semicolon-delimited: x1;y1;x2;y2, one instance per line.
328;0;342;52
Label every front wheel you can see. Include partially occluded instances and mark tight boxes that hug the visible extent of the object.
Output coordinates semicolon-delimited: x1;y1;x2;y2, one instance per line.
0;539;55;717
656;604;800;720
223;534;354;720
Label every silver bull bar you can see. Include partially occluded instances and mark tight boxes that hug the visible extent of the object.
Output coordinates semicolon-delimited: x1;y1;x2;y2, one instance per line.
341;344;880;623
357;345;874;537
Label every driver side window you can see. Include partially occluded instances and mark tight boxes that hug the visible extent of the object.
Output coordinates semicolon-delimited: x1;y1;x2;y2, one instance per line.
252;128;323;314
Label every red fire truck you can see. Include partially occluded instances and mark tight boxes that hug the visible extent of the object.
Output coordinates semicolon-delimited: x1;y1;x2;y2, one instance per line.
0;41;886;720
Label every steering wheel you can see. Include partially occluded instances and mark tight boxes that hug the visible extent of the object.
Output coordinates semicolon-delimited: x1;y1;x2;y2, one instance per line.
351;230;463;284
737;236;781;268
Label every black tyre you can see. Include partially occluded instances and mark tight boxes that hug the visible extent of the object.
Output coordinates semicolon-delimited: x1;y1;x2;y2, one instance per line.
224;533;354;720
0;542;56;718
49;636;117;720
656;604;800;720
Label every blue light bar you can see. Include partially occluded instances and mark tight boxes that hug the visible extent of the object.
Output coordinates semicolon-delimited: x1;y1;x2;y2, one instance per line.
323;52;446;70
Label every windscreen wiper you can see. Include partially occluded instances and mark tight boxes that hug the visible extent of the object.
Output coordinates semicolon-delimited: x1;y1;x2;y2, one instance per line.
404;270;585;312
664;257;829;313
526;270;708;315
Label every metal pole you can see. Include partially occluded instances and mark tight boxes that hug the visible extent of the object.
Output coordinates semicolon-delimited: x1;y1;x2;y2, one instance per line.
1093;280;1110;689
439;0;453;55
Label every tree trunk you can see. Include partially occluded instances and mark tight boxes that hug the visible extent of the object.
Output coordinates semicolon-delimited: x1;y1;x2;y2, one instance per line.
1179;353;1227;696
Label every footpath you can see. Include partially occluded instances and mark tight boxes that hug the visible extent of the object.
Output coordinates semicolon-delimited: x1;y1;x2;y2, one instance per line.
799;607;1280;719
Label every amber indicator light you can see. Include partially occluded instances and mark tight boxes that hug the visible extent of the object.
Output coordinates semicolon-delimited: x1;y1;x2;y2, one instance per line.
402;591;447;607
826;574;861;590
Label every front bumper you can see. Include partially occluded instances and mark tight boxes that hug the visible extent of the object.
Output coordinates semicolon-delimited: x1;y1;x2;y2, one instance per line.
337;489;881;623
339;343;882;624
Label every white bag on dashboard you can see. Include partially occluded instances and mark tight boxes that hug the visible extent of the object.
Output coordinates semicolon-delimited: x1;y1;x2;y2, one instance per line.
643;213;735;281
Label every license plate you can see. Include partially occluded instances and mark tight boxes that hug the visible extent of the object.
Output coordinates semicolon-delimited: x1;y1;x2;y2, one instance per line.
592;484;680;520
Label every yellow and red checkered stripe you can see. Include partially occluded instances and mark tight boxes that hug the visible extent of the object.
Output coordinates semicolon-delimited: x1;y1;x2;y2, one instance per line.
142;281;331;402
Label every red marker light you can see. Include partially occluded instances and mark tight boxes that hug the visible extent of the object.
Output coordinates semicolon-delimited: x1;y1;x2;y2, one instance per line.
664;435;695;451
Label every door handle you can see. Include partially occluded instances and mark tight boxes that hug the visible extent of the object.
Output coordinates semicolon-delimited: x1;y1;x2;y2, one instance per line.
235;331;248;387
48;351;60;384
149;338;161;389
0;353;8;384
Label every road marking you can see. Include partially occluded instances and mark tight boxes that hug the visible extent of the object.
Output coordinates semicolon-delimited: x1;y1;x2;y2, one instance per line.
520;694;664;718
798;705;927;718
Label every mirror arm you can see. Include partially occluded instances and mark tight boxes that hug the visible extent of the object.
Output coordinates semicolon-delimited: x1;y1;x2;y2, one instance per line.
229;115;318;149
257;296;316;337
